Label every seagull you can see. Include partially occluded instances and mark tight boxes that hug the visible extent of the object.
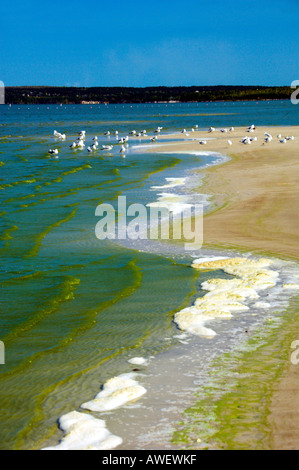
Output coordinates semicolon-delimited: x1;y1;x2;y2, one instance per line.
120;145;126;154
208;127;215;133
151;136;158;142
220;129;228;133
101;145;113;151
227;140;232;146
264;132;272;139
104;131;110;136
229;127;234;132
48;149;59;155
279;139;287;144
199;140;207;145
53;130;66;140
241;137;251;144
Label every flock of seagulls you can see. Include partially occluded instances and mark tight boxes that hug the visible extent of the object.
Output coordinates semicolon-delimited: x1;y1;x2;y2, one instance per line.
48;124;295;158
205;124;295;147
264;132;295;144
48;128;150;158
239;128;295;146
208;127;235;133
48;126;172;158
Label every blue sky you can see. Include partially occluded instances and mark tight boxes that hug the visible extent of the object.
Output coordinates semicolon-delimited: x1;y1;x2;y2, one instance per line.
1;0;298;86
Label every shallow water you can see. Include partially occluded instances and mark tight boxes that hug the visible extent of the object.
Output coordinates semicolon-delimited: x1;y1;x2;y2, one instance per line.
0;101;298;450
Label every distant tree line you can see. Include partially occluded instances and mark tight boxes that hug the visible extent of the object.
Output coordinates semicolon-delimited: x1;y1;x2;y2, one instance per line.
4;85;292;104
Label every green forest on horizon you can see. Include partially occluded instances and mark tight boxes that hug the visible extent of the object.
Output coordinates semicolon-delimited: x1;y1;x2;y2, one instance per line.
3;85;293;104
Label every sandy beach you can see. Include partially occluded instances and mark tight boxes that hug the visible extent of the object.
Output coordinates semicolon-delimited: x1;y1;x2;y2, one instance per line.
153;125;299;449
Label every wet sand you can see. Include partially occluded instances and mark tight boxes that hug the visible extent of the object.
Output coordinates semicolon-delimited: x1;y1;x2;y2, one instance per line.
153;125;299;449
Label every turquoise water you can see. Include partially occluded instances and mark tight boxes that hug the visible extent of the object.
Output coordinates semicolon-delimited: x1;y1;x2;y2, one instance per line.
0;100;298;450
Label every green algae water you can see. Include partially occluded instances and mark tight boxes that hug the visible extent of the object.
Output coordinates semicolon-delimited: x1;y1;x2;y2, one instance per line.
0;101;298;450
172;295;299;450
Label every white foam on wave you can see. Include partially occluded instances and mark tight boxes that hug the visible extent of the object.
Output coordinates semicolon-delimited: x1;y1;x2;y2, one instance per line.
80;373;147;412
192;256;228;265
146;192;193;214
151;177;187;190
128;357;148;365
42;411;122;450
174;256;299;338
283;283;299;290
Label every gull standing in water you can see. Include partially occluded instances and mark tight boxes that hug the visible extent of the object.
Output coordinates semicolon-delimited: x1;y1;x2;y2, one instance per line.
101;145;113;151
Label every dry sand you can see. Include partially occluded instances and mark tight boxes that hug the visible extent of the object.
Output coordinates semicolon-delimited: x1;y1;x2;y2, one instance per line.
153;125;299;449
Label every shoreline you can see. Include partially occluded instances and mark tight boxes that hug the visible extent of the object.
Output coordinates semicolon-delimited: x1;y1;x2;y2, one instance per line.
32;123;299;450
152;125;299;449
152;125;299;257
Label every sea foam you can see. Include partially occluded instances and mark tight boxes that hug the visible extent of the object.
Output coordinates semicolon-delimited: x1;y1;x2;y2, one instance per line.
174;256;299;338
146;192;192;214
42;411;122;450
151;177;187;190
80;373;147;412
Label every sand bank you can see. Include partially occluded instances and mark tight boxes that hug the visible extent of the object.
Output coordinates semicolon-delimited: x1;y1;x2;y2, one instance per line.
152;126;299;259
153;125;299;449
